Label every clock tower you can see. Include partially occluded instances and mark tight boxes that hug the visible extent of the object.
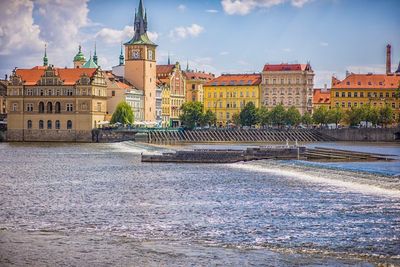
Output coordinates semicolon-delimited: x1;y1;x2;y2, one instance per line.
124;0;157;122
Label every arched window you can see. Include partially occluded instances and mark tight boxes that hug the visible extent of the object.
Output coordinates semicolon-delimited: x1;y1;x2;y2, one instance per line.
47;120;52;129
27;120;32;129
39;120;44;129
55;120;60;129
67;120;72;129
39;102;45;113
47;102;53;113
55;102;61;113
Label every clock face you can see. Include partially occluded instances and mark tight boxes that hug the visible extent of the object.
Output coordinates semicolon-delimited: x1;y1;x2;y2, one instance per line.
133;51;140;59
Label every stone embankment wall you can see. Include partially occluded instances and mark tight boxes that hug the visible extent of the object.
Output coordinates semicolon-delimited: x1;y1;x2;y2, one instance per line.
318;128;400;142
7;129;92;142
94;130;137;143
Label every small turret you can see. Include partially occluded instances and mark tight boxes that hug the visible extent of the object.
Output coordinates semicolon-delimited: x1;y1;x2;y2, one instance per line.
93;42;98;65
73;45;86;68
43;44;48;67
119;43;124;66
168;52;171;65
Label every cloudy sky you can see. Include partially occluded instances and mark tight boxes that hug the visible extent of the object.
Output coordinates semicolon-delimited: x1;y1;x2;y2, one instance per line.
0;0;399;87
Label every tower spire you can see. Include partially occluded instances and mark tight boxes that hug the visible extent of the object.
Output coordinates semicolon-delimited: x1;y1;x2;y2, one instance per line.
93;42;98;65
186;59;189;71
43;43;48;67
168;52;171;65
119;42;124;66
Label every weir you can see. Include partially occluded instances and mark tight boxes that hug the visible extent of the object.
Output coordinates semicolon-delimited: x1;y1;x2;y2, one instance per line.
146;129;335;143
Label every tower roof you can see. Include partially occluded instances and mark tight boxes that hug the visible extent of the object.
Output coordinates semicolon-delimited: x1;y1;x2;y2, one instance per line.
74;45;86;62
93;42;98;65
124;0;156;46
83;55;98;68
43;44;48;67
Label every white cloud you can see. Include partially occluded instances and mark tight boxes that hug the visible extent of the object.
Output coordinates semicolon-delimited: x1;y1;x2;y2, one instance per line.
221;0;313;15
320;42;329;47
206;9;219;13
96;26;158;45
169;24;204;40
346;64;386;75
177;4;186;12
282;48;292;52
220;51;230;56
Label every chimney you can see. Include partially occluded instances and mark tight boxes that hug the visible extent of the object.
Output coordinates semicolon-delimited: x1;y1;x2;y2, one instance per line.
386;44;391;74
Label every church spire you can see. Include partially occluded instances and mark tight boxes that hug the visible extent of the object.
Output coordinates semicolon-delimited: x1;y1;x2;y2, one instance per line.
43;44;48;67
186;59;189;71
93;42;98;65
119;42;124;65
168;52;171;65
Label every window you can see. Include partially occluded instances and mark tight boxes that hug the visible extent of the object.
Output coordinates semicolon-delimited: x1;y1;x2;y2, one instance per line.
55;120;60;129
67;120;72;129
354;92;358;97
379;92;383;98
48;89;52;96
47;120;52;129
347;92;351;97
335;92;339;97
67;89;73;96
341;92;345;97
27;120;32;129
47;102;53;113
26;103;33;112
66;103;73;112
97;102;101;112
40;90;44;96
27;89;32;95
348;102;351;107
112;91;115;96
39;102;45;113
367;92;371;97
39;120;44;129
226;112;230;120
341;102;345;108
360;92;364;97
386;92;389;98
55;102;61;113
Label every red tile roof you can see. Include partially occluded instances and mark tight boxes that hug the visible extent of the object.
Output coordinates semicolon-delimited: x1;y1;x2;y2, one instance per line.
313;89;330;104
15;66;97;85
332;73;400;89
184;71;215;80
205;74;261;86
156;64;175;76
263;63;312;72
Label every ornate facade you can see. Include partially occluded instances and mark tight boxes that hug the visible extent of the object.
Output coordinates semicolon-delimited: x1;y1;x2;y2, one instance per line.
7;65;107;141
184;70;215;103
261;63;314;114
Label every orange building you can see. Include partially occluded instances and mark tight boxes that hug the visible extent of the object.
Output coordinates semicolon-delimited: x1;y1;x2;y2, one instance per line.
312;88;331;111
184;71;215;103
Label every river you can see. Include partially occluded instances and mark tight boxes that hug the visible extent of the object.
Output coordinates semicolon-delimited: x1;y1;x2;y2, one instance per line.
0;141;399;266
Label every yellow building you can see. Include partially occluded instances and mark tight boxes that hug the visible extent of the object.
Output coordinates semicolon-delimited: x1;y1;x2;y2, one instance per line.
203;74;261;126
184;70;215;103
160;82;171;127
331;73;400;121
7;65;108;142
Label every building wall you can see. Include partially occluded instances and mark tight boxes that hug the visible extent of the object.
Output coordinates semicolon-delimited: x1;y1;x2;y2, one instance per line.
261;70;314;114
204;84;260;125
161;87;170;127
186;80;204;103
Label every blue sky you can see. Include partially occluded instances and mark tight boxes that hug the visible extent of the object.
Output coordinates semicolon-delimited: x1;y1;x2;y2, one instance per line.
0;0;399;87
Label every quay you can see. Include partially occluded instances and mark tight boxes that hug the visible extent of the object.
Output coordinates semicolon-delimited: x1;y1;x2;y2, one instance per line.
141;146;396;163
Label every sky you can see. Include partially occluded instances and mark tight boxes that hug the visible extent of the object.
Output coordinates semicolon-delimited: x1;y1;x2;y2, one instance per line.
0;0;399;87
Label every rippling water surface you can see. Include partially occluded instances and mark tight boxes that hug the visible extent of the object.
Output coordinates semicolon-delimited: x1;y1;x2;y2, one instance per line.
0;141;399;266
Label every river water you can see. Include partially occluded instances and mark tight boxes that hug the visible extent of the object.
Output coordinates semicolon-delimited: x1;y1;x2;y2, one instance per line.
0;141;399;266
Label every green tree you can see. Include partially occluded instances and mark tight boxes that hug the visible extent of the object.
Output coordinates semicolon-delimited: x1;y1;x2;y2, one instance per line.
200;109;217;126
270;104;286;128
301;112;313;127
232;113;241;126
239;102;258;126
285;106;301;127
345;106;363;126
110;101;134;125
379;105;393;128
257;106;270;126
327;107;343;127
179;101;203;130
312;106;329;126
361;104;379;127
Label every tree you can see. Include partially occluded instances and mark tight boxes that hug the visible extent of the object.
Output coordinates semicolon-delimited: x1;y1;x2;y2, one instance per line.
312;106;329;126
361;104;379;127
285;106;301;127
327;107;343;127
179;101;203;130
239;102;258;126
379;105;393;128
232;113;241;126
301;112;313;127
270;104;286;128
345;106;363;126
257;106;270;127
110;101;134;125
200;109;216;127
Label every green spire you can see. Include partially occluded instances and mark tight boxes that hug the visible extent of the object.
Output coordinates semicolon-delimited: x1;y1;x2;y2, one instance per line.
119;43;124;65
73;45;86;62
43;44;48;66
82;53;98;69
93;42;98;65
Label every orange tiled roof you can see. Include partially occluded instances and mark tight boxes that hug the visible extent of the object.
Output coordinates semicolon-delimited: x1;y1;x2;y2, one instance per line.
263;63;312;72
313;89;330;104
205;74;261;86
156;64;175;75
15;66;97;85
184;71;215;80
115;81;130;89
332;73;400;89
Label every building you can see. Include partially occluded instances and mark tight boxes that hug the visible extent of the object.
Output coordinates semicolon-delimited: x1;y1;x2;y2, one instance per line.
313;87;331;111
7;65;108;142
331;73;400;121
0;78;7;121
157;62;186;127
155;83;162;124
123;0;157;122
73;45;87;68
160;82;171;127
261;63;314;114
184;70;215;103
203;74;261;126
105;71;144;123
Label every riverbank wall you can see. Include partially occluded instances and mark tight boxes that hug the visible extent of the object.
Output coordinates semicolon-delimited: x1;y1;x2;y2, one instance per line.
318;127;400;142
